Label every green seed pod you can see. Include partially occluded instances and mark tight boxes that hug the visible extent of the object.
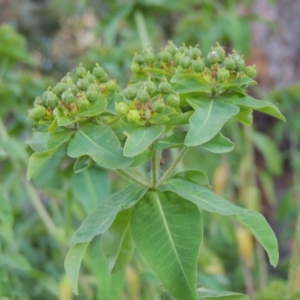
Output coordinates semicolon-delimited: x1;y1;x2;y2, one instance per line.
214;44;225;60
152;99;166;113
217;68;230;83
127;110;140;123
86;90;100;103
42;90;51;102
76;78;89;91
133;54;144;65
34;96;45;107
144;51;155;65
144;81;157;95
75;66;87;78
144;109;151;120
85;72;97;83
179;56;193;69
45;92;59;108
61;75;73;84
67;84;79;95
106;80;118;92
115;102;129;115
76;95;90;111
124;86;137;100
179;45;189;55
192;59;205;72
236;58;245;71
166;42;178;56
61;91;75;105
158;82;173;94
136;90;150;103
223;57;236;70
245;65;257;79
173;52;182;67
166;94;180;108
87;83;99;91
93;66;107;79
189;47;202;59
131;63;141;73
157;50;172;63
28;105;47;120
207;51;221;64
52;82;67;97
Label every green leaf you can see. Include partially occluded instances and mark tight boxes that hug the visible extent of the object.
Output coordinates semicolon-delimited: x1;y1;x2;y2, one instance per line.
65;184;147;294
131;191;202;300
101;209;134;274
129;149;152;167
67;123;132;169
73;156;92;173
64;242;89;295
53;107;79;127
159;179;278;267
163;111;193;125
252;132;282;176
197;288;249;300
200;132;234;153
185;99;239;146
172;75;211;94
26;132;49;152
170;170;209;187
154;132;186;150
78;96;107;117
233;108;253;126
226;95;285;121
124;126;163;157
71;167;111;213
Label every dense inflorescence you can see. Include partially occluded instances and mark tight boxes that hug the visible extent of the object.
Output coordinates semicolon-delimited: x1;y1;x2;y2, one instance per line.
28;42;257;128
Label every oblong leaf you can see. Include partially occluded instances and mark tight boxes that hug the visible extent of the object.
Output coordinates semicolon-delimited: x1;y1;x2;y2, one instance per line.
78;96;107;117
101;209;134;274
200;132;234;153
185;99;239;146
154;132;186;150
226;95;285;121
131;191;202;300
65;184;148;294
67;123;132;169
197;288;249;300
172;75;211;94
124;126;163;157
159;179;278;267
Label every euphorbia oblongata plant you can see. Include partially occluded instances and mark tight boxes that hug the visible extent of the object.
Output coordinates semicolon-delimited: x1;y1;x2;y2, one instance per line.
27;41;285;300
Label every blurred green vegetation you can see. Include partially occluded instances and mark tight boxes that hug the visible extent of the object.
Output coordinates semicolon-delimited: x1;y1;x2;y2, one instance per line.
0;0;298;299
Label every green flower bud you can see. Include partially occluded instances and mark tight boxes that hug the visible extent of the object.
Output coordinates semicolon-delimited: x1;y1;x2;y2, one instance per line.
158;82;173;94
166;42;178;56
136;90;150;103
28;105;47;120
179;56;193;69
93;66;107;79
75;66;87;78
214;44;225;60
127;110;140;123
166;94;180;108
192;59;205;72
144;51;155;65
76;95;90;111
52;82;67;97
61;90;75;105
207;51;221;64
223;57;236;70
217;68;230;83
124;86;137;100
86;90;100;102
115;102;129;115
45;92;59;108
85;72;97;83
77;78;89;91
189;47;202;59
144;81;157;95
157;50;172;63
34;96;45;107
106;80;118;92
131;63;141;73
133;54;144;65
152;99;165;113
245;65;257;79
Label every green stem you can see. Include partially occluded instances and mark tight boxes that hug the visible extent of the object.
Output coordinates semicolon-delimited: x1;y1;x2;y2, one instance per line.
157;146;188;186
151;149;161;189
134;9;151;48
117;169;149;187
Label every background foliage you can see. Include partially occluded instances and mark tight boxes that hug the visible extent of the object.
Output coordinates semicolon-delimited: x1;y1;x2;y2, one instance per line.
0;0;299;299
